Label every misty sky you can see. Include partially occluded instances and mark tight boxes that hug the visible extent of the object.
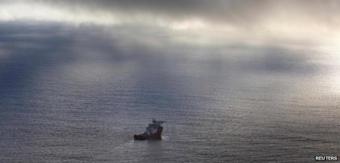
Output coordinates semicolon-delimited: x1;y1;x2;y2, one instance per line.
1;0;340;47
0;0;340;83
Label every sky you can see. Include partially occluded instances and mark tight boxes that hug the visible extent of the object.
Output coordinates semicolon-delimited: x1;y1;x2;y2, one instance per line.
0;0;340;82
1;0;340;48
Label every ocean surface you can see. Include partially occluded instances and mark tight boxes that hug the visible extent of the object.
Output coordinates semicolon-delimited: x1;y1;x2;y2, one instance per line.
0;23;340;162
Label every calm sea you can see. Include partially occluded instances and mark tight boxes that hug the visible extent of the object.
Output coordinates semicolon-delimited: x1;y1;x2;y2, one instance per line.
0;23;339;162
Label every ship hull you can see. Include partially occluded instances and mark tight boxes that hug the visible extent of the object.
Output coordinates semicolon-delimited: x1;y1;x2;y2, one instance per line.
134;134;147;140
134;127;163;141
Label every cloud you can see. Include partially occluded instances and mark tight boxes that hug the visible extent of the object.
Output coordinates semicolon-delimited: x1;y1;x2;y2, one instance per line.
1;0;339;27
5;0;339;26
0;0;339;48
0;0;338;63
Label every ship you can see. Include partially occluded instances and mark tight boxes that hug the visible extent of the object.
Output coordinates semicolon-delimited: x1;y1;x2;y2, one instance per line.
134;119;165;140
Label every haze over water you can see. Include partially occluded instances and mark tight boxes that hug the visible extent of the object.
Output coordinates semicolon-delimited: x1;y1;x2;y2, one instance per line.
0;1;340;162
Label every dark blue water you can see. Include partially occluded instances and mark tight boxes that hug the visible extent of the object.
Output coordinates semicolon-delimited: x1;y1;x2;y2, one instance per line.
0;22;339;162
